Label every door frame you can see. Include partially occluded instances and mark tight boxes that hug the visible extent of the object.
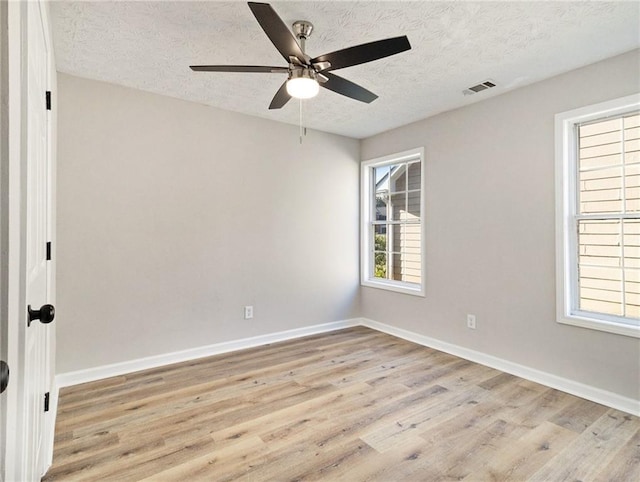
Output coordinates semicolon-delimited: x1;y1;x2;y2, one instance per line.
0;0;9;478
2;1;57;479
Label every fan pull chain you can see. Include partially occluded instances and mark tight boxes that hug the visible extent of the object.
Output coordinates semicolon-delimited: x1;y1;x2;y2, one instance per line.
299;99;308;144
299;99;303;144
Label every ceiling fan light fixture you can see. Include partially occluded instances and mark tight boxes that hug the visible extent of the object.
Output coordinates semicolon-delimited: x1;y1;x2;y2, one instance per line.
286;69;319;99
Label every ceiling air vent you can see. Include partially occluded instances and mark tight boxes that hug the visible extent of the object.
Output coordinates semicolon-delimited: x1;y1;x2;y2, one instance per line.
463;80;497;96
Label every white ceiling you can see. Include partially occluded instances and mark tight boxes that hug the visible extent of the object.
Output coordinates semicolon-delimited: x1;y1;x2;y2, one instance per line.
50;1;640;139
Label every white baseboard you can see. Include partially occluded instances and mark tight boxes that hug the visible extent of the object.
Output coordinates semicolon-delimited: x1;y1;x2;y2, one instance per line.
55;318;360;388
55;316;639;416
359;318;640;417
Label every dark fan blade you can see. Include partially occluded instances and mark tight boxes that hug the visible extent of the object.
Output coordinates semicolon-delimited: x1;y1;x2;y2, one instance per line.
190;65;289;73
312;36;411;72
321;72;378;103
269;81;291;109
248;2;306;63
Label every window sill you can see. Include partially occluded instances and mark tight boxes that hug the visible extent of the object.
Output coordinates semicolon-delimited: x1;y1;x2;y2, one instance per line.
558;313;640;338
361;279;425;297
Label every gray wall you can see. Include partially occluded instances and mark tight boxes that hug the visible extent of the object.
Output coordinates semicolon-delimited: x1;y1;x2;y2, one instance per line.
361;50;640;400
58;51;639;401
56;73;361;373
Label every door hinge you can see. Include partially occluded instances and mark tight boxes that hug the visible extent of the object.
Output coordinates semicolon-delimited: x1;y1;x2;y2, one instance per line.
44;392;50;412
46;91;52;111
46;241;52;261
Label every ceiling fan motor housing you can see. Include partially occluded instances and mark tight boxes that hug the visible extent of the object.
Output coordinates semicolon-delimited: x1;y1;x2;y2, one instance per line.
292;20;313;55
288;66;317;82
293;21;314;40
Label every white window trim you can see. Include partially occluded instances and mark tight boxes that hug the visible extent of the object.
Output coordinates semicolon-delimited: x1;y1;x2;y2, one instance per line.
361;147;425;297
555;93;640;338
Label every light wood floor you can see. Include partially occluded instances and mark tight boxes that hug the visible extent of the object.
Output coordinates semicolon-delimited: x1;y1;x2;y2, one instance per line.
45;327;639;481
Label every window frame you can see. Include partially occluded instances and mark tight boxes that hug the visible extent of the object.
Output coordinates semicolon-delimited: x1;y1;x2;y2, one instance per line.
555;93;640;338
361;147;425;296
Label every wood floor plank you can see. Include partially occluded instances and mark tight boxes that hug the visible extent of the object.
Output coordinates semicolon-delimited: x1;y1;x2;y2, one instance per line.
594;425;640;481
361;384;488;453
43;434;167;480
45;327;640;481
423;418;524;480
261;438;376;482
501;386;580;429
333;434;441;481
548;395;610;433
463;421;578;481
126;435;267;482
530;409;640;481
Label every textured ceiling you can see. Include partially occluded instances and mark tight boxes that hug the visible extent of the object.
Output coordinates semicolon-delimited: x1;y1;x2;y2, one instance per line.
50;1;640;139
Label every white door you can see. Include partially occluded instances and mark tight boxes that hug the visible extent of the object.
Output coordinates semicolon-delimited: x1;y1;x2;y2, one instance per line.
20;0;54;478
0;1;53;481
2;1;55;479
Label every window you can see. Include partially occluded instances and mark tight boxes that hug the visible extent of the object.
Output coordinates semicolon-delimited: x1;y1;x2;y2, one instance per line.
361;148;425;296
556;94;640;337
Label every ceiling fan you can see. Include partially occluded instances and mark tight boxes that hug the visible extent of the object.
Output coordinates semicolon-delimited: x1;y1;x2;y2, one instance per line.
190;2;411;110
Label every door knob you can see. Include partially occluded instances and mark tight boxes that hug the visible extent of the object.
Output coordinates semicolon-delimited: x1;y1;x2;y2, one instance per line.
0;361;8;394
27;304;55;327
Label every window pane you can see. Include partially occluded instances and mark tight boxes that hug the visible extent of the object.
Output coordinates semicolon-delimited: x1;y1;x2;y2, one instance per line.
625;133;640;157
578;119;624;214
623;219;639;325
389;164;407;193
375;192;388;221
578;167;623;214
390;193;406;221
627;303;640;319
578;220;623;316
625;114;640;129
407;190;421;220
374;223;387;237
403;250;422;274
580;296;623;316
388;223;399;253
407;161;421;190
627;164;640;212
372;225;387;279
625;114;640;165
373;251;387;279
390;252;421;284
579;119;623;170
626;266;640;319
580;117;621;137
624;220;640;269
401;223;422;251
626;151;640;164
578;219;621;261
578;115;640;215
373;224;387;250
374;165;390;192
578;219;621;267
390;223;422;284
578;264;623;316
390;252;402;281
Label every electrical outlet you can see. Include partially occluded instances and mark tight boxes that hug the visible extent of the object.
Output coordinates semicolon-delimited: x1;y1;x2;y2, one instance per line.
467;314;476;329
244;306;253;320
